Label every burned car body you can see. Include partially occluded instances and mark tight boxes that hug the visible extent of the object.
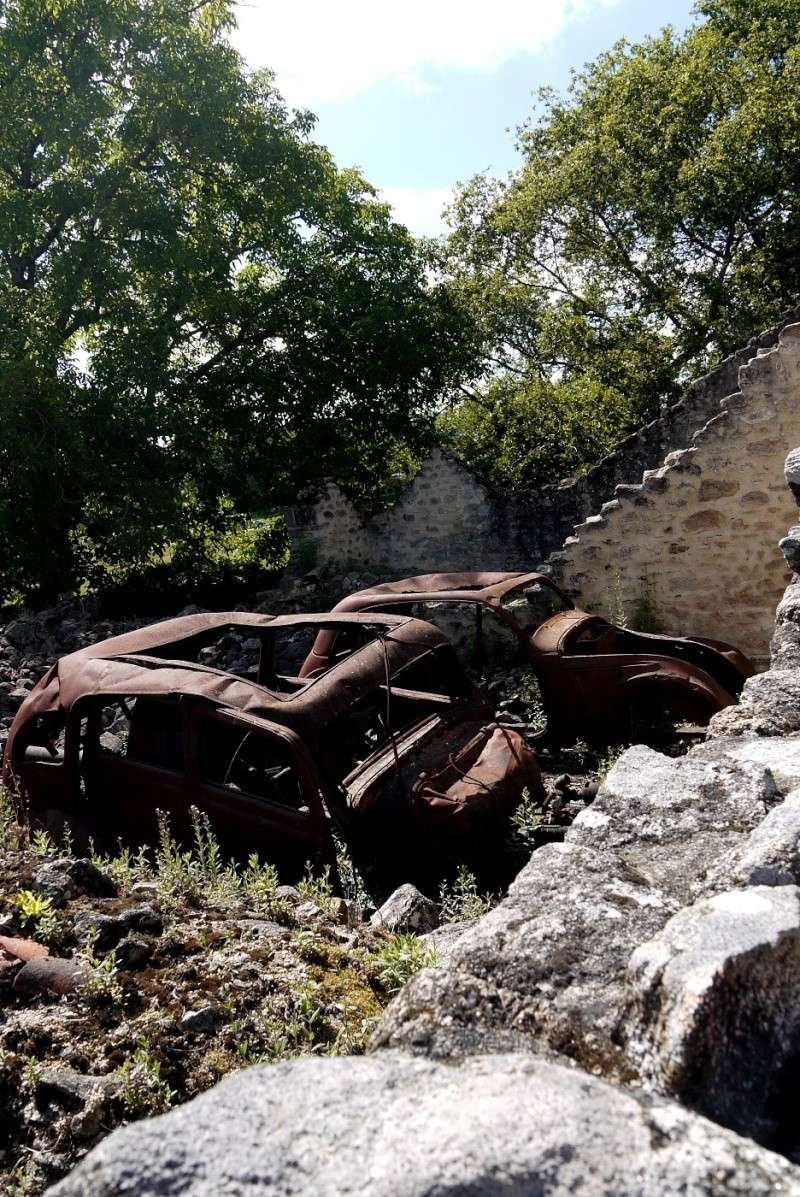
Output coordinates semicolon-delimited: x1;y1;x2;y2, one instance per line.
2;611;541;888
299;573;755;742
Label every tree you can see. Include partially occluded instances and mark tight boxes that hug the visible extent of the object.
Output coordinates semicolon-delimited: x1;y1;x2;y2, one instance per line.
442;0;800;487
0;0;476;599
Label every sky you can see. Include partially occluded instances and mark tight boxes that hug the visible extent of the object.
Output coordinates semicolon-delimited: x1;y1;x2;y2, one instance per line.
230;0;699;236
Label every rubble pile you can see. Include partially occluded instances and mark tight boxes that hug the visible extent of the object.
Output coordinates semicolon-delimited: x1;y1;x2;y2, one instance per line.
0;836;462;1193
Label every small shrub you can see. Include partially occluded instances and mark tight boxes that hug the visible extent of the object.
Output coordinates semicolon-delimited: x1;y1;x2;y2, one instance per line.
30;828;53;856
117;1041;174;1119
517;674;547;733
631;573;664;633
371;934;436;993
297;863;334;911
508;786;543;854
333;833;371;913
78;932;123;1003
20;1058;41;1096
438;866;495;923
11;890;59;942
596;744;625;778
0;783;24;850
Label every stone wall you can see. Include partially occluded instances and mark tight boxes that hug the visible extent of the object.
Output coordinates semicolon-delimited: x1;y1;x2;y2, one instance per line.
284;449;523;575
550;324;800;660
284;305;800;582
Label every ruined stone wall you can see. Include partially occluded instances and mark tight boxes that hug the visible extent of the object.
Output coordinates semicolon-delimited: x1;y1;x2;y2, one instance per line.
284;449;525;575
284;305;800;582
550;325;800;659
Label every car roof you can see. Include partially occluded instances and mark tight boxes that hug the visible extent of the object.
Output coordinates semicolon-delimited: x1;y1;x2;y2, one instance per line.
331;571;574;609
7;612;458;744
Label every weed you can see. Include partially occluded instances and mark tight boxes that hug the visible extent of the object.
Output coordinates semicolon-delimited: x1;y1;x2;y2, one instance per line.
11;889;59;941
254;981;327;1060
116;1041;174;1119
517;674;548;733
240;852;284;916
438;866;495;922
0;783;23;850
30;827;53;856
20;1059;41;1096
631;573;664;634
325;1015;379;1056
7;1159;39;1197
333;833;371;913
154;810;201;899
508;786;543;854
606;570;628;628
297;863;334;911
61;822;74;857
596;744;625;778
371;934;436;993
78;932;123;1003
89;838;150;890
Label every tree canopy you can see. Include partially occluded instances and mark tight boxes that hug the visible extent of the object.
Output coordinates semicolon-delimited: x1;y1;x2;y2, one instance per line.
0;0;476;599
441;0;800;488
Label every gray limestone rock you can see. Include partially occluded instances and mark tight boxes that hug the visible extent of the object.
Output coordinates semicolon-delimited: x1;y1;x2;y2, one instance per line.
708;670;800;738
779;527;800;573
623;886;800;1147
34;858;116;907
771;580;800;668
565;743;777;901
370;884;439;935
373;743;782;1066
703;787;800;890
372;840;677;1069
418;917;477;966
692;734;800;794
46;1052;800;1197
179;1006;221;1035
785;446;800;504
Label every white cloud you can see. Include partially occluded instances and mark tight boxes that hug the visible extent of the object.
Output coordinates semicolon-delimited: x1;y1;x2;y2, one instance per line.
379;185;453;237
230;0;621;106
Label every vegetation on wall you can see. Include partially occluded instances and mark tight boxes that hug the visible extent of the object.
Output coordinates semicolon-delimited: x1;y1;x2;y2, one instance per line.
440;0;800;489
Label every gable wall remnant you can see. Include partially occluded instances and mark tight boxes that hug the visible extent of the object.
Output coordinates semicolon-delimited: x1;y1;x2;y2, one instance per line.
550;326;800;659
284;306;800;657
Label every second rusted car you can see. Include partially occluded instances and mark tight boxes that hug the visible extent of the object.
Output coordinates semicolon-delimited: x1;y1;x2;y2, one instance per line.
299;572;754;742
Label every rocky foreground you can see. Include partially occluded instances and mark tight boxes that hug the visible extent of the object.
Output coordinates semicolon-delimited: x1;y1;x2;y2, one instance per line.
44;463;800;1195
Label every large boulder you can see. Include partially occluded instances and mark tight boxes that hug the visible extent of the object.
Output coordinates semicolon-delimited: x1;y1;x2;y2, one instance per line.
623;886;800;1149
373;743;783;1066
372;840;677;1070
46;1052;800;1197
691;734;800;795
566;743;778;901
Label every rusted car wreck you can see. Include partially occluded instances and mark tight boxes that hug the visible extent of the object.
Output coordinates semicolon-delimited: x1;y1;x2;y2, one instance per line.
300;572;754;741
3;611;541;888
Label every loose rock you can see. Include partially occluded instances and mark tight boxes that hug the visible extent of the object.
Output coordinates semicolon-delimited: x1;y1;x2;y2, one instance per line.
370;884;439;934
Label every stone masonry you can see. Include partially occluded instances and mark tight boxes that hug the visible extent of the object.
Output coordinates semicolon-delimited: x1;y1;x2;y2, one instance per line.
285;307;800;660
550;324;800;660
